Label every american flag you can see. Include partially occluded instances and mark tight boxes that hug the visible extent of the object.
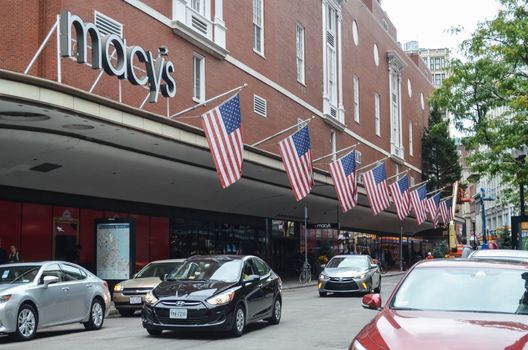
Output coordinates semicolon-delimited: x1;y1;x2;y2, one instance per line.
201;94;244;188
439;197;453;224
410;184;427;225
389;175;411;221
362;162;391;215
425;192;441;228
279;126;314;201
329;151;358;212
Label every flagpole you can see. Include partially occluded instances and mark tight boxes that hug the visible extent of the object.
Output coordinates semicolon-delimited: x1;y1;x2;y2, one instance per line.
426;186;446;196
251;116;315;147
409;179;429;190
386;169;410;182
313;143;360;163
356;156;389;173
170;84;247;118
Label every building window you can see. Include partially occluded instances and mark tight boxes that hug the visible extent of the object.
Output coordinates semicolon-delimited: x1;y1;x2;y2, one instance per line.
193;54;205;102
375;93;380;136
409;121;414;156
355;150;362;164
389;64;404;158
330;130;336;161
190;0;205;15
296;24;305;84
325;4;338;119
353;76;360;123
410;176;415;187
253;0;264;55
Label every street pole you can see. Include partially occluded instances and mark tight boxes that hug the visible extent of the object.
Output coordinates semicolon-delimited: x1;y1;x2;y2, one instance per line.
481;188;487;245
520;155;526;216
304;206;308;266
400;224;403;272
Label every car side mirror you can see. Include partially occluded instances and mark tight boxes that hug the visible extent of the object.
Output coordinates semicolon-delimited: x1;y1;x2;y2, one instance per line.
243;274;260;284
362;293;382;310
370;264;379;269
43;275;59;287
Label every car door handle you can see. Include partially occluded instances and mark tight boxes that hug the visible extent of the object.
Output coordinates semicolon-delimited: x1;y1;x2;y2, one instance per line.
61;287;70;292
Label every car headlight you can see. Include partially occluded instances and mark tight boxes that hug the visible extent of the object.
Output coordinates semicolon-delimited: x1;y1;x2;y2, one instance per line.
0;295;12;303
357;274;366;279
144;291;158;305
319;273;330;281
350;339;368;350
206;290;235;306
113;284;123;292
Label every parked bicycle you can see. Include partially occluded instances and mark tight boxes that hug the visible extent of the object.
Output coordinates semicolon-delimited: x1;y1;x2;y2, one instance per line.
299;261;312;284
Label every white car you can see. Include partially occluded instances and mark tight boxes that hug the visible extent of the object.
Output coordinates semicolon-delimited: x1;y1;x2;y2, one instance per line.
468;249;528;263
0;261;111;341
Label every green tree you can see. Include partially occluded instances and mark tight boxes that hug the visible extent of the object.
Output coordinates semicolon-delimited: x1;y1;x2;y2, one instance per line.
421;105;461;193
430;0;528;199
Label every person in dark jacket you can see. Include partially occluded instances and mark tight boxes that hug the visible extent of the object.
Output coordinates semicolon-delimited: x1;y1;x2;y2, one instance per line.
0;239;7;264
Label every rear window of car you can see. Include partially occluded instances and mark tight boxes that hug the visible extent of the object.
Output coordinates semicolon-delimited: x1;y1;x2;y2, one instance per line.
391;267;528;315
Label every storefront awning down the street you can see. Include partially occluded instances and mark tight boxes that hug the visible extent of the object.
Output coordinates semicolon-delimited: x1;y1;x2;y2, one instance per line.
0;71;433;235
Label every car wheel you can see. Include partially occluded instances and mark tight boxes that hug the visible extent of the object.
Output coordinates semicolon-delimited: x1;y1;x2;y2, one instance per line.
146;328;163;336
12;304;38;341
266;298;282;325
230;304;245;337
319;291;327;297
117;309;135;317
374;277;381;293
83;299;105;330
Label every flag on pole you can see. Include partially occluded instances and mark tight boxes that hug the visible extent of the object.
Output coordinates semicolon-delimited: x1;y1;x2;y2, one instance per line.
439;197;453;224
201;94;244;188
329;151;358;212
425;192;441;228
389;175;411;220
279;126;314;201
410;184;427;225
362;162;391;215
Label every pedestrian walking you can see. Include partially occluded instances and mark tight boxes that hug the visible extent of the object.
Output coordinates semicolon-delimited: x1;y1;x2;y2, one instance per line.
461;238;473;258
0;239;7;264
8;245;23;263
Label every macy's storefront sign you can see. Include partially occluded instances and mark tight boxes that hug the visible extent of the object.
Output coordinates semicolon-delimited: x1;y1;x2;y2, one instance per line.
60;11;176;103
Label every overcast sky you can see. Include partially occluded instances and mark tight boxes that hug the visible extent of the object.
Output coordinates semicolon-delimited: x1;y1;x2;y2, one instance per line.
381;0;502;54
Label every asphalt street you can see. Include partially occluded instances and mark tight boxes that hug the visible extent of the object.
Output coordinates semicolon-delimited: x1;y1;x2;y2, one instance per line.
0;275;402;350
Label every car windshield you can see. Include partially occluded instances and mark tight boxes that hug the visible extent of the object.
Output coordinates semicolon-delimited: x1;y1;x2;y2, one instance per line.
327;257;368;269
168;259;243;283
391;267;528;315
136;262;183;279
0;265;40;284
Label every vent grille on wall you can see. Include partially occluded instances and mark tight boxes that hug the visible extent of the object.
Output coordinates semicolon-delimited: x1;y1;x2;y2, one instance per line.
191;15;208;35
95;11;123;37
326;32;335;47
253;95;267;117
330;107;337;119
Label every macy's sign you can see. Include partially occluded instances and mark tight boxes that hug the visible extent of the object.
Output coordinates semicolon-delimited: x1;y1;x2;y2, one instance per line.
60;11;176;103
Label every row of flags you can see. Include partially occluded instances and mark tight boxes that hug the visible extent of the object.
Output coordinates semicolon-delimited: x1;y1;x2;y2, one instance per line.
200;94;453;226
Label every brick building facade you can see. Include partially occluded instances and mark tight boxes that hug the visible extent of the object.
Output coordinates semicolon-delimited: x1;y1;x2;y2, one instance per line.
0;0;433;275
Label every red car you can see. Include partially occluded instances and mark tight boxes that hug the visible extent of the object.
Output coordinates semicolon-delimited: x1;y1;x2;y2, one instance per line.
351;259;528;350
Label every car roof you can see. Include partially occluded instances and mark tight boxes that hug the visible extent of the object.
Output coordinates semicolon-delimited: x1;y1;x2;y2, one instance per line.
332;255;369;259
147;259;186;264
0;262;45;268
414;258;528;270
187;255;252;261
471;249;528;258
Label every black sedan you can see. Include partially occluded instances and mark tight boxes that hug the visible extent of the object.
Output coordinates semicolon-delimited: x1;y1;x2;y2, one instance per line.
142;255;282;337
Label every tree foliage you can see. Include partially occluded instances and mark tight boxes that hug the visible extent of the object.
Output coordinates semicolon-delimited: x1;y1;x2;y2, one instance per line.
430;0;528;195
421;105;461;193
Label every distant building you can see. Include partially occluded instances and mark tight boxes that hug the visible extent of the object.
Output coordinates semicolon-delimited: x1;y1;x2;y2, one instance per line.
404;42;449;88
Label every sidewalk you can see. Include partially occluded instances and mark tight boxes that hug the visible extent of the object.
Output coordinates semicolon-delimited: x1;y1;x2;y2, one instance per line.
107;270;406;318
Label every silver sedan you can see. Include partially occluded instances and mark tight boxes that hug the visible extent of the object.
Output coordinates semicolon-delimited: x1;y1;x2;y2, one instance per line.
317;255;381;296
0;261;111;341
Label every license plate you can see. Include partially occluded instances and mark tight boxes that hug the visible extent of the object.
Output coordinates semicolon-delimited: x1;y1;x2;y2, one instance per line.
169;308;187;319
129;296;142;304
